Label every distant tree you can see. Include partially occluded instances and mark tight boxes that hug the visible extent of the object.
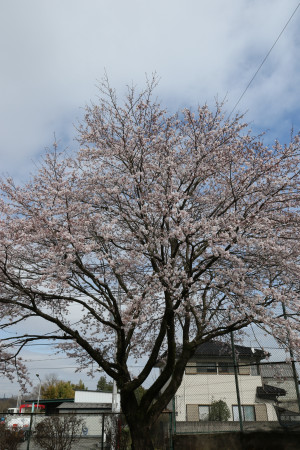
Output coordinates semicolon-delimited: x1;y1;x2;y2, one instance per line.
42;380;74;399
32;375;87;400
97;376;113;392
72;379;87;391
0;397;17;413
208;399;231;421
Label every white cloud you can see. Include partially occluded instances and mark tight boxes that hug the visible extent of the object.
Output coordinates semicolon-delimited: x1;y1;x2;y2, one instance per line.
0;0;299;180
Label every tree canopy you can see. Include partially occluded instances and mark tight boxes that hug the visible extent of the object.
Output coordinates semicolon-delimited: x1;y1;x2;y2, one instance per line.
32;375;87;399
0;77;299;449
208;399;231;421
97;376;113;392
41;379;86;400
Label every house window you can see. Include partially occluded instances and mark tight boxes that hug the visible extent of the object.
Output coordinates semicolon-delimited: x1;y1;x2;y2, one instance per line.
198;405;210;421
250;364;259;376
185;361;251;375
196;363;217;374
233;405;255;421
218;362;235;374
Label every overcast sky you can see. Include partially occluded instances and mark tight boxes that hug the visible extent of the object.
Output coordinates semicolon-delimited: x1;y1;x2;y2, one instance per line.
0;0;299;396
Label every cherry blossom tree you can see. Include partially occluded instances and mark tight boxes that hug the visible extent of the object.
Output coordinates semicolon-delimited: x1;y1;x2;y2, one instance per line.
0;77;300;449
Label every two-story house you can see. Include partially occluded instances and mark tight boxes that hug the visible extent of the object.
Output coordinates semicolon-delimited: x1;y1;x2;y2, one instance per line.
157;340;288;429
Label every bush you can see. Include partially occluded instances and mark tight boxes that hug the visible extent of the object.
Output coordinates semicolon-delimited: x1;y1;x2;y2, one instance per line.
208;399;231;421
33;415;83;450
0;424;24;450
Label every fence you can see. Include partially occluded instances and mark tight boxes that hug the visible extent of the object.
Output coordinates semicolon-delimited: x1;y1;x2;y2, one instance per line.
0;411;172;450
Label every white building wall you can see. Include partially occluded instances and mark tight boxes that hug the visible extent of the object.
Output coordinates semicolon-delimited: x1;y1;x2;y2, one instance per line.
175;374;277;421
74;390;120;406
265;402;278;421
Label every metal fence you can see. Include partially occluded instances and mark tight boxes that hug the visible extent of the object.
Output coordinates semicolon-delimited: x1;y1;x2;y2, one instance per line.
0;411;172;450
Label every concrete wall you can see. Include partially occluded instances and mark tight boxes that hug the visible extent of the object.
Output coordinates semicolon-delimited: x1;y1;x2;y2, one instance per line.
174;431;300;450
175;420;283;433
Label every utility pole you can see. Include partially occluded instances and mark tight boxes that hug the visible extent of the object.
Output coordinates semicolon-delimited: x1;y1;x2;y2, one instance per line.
282;302;300;412
112;377;118;412
112;287;121;413
36;374;41;412
231;331;243;431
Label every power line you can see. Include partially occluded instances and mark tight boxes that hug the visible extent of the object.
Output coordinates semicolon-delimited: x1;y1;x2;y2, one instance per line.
23;357;70;362
26;362;158;368
28;366;78;370
229;2;300;117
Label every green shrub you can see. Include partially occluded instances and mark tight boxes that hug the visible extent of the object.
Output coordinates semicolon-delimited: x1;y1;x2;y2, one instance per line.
208;399;231;421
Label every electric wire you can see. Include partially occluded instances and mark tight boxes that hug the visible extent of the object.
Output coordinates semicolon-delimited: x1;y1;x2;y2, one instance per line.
229;2;300;118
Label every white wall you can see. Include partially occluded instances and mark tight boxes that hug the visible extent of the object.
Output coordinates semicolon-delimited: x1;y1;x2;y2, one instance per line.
75;390;120;406
175;373;277;421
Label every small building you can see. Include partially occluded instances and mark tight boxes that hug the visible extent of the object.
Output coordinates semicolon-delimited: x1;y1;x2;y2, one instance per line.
58;390;120;414
24;390;121;415
22;398;74;415
25;390;121;439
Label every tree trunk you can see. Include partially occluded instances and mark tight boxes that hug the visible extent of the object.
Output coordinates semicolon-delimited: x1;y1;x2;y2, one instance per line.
130;425;154;450
123;408;155;450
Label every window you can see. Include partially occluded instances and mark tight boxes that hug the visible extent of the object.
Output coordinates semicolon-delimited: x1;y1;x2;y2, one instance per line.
233;405;255;421
218;362;235;374
196;362;217;374
185;361;252;375
250;364;259;376
199;405;210;421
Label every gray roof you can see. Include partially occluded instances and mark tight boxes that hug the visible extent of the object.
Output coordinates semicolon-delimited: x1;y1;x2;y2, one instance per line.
257;384;286;399
57;402;112;410
260;363;294;378
192;341;266;359
156;340;266;367
24;398;73;404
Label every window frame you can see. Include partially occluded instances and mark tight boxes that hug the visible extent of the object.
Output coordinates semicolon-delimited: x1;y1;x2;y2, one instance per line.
196;362;218;374
198;404;211;421
218;362;235;374
185;361;239;375
232;405;256;422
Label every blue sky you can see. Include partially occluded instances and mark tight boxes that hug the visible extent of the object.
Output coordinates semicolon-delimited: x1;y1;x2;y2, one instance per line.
0;0;299;395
